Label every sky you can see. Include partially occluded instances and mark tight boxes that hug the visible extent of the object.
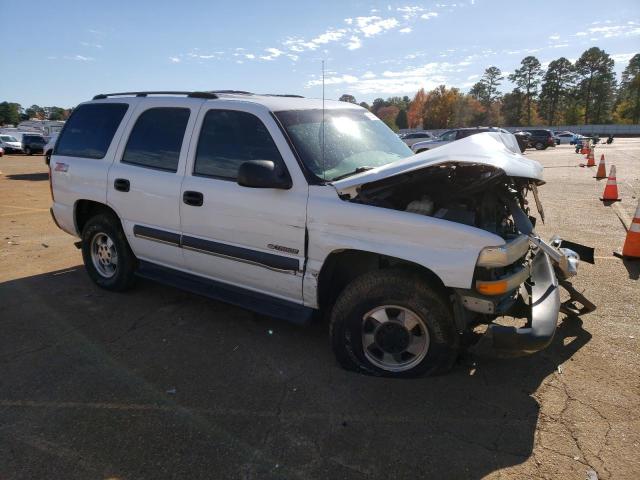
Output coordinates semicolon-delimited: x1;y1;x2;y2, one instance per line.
2;0;639;108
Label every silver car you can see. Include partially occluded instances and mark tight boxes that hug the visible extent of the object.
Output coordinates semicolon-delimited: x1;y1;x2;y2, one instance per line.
399;131;434;147
411;127;509;153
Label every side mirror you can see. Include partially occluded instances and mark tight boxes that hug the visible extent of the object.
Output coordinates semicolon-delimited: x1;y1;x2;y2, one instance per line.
237;160;292;189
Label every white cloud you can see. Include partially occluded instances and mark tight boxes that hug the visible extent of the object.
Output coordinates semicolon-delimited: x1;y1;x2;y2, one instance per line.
80;41;102;48
421;12;438;20
575;31;587;36
306;74;359;86
362;71;377;78
550;43;569;48
65;54;94;61
354;16;400;37
346;36;362;50
399;27;412;33
548;34;560;40
260;47;284;61
611;53;635;64
311;29;347;45
169;56;180;63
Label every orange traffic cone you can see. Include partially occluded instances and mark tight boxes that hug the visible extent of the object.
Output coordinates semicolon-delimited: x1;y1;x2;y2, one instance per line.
594;154;607;179
600;165;620;202
586;150;596;167
622;198;640;258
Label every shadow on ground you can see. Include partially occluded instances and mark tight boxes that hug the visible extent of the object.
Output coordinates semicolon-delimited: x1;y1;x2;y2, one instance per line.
0;267;591;480
5;172;49;181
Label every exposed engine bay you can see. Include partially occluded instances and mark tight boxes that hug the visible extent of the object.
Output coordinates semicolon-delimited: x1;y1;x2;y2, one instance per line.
350;162;541;239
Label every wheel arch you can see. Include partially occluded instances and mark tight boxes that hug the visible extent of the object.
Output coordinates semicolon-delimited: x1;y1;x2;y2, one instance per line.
317;249;449;313
74;199;121;235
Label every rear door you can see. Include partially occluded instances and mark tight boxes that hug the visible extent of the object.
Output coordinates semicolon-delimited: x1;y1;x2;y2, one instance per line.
179;101;308;303
107;98;202;268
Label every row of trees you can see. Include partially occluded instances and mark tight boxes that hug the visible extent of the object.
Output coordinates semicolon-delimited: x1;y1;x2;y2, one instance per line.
340;48;640;130
0;102;72;126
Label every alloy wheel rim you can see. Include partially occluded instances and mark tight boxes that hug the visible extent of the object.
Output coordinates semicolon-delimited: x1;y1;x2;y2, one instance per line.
361;305;430;372
90;232;118;278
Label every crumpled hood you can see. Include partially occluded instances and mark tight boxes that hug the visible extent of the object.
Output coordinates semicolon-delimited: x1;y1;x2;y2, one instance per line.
332;132;543;196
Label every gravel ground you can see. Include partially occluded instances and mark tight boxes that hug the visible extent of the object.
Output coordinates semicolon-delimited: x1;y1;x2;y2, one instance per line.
0;140;638;479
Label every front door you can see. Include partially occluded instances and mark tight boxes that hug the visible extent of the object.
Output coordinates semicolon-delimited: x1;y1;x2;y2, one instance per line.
179;102;308;304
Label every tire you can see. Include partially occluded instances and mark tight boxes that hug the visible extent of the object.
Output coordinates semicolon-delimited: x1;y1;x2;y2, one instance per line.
24;147;31;155
415;148;428;154
329;269;458;378
81;213;137;291
534;142;545;150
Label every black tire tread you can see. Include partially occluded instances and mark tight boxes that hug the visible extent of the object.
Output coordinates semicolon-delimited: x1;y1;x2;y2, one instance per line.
329;268;458;378
81;213;136;291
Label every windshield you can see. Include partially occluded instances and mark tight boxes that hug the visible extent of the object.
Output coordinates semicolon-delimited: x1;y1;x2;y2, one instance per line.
24;135;45;143
1;135;18;142
275;108;412;181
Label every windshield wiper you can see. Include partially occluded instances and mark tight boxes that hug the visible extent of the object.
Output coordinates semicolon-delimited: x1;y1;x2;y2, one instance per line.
330;166;374;182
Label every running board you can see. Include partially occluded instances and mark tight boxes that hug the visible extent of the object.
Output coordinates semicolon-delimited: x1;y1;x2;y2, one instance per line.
136;260;314;326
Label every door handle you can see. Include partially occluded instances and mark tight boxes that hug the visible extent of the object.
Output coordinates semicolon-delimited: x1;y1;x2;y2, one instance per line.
114;178;130;192
183;191;204;207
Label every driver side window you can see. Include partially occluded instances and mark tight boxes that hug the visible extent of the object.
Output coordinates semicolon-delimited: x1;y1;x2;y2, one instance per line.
194;110;285;180
441;131;457;141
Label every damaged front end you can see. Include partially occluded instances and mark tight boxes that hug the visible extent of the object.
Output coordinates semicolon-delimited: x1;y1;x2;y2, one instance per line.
333;136;595;357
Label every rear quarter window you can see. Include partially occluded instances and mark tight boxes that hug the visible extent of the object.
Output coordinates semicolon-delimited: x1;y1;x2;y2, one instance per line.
54;103;128;159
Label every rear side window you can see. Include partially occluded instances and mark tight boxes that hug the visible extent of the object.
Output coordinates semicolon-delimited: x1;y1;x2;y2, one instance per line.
55;103;128;159
194;110;283;180
122;107;190;172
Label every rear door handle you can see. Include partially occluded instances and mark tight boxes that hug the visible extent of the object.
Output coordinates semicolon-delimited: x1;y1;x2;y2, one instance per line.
114;178;130;192
183;191;204;207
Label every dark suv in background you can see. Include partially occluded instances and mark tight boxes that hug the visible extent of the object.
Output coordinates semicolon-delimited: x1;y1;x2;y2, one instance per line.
516;129;555;150
21;134;46;155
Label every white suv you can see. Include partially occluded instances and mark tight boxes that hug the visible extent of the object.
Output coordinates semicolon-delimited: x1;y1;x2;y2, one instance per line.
49;91;590;377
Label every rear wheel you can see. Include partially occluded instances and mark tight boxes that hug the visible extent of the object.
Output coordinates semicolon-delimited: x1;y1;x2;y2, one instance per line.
81;213;136;291
24;147;32;155
330;269;458;377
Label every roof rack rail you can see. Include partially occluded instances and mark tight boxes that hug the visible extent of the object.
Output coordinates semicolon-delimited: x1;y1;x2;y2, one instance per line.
92;91;218;100
263;94;305;98
209;90;254;95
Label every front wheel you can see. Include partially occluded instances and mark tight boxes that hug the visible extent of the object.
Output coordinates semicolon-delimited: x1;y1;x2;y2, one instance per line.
81;213;137;291
534;142;545;150
330;269;458;377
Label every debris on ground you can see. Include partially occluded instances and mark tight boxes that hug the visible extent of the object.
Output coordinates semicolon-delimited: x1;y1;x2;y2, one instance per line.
166;388;176;395
41;243;48;248
557;364;564;374
586;468;598;480
268;329;274;335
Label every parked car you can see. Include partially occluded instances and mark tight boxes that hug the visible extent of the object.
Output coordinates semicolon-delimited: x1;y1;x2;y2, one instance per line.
0;134;23;153
49;90;586;377
516;129;555;150
553;131;577;145
513;131;531;151
411;127;514;153
21;133;46;155
399;131;434;147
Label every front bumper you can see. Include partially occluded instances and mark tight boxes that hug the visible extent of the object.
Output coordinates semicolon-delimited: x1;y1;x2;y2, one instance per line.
470;249;559;356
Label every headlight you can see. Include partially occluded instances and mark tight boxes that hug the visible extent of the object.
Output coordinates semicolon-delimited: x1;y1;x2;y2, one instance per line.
477;235;530;267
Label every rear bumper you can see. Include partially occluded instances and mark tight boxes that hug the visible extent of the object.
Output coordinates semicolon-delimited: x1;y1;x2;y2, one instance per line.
469;249;560;356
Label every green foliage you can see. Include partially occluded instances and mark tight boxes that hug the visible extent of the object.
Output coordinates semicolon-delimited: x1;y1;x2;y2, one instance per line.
0;102;22;126
508;56;543;125
395;108;408;129
616;54;640;124
339;94;357;103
